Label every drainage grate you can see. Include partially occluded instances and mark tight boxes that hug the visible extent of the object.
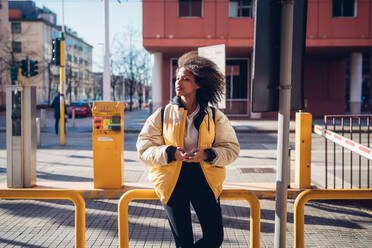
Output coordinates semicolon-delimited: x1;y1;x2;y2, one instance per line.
239;168;276;174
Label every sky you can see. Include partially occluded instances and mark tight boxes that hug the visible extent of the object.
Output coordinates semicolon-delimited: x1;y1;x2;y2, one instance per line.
33;0;143;72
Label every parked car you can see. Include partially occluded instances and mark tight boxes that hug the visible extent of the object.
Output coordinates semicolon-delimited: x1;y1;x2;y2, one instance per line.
81;99;96;108
68;101;92;118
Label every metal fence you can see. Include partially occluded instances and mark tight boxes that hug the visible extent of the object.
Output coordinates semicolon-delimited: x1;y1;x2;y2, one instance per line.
319;115;372;189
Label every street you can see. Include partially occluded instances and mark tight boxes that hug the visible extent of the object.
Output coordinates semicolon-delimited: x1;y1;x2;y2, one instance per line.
0;109;371;247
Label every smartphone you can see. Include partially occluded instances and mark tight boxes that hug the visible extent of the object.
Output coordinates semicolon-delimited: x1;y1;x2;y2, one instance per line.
185;152;195;156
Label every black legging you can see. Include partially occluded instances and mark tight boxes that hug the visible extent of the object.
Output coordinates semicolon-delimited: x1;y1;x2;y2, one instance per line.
162;162;223;248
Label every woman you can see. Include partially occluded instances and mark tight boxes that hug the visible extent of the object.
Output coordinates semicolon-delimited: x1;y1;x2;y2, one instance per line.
137;52;240;248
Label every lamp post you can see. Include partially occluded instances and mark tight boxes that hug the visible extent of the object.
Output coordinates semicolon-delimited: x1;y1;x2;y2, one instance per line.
103;0;111;101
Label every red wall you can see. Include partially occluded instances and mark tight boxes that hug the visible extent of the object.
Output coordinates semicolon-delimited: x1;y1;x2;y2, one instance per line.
304;57;346;117
143;0;165;38
143;0;371;116
143;0;372;51
317;0;370;39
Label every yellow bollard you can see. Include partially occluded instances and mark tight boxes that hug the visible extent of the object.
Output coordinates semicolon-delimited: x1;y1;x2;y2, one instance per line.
295;112;312;188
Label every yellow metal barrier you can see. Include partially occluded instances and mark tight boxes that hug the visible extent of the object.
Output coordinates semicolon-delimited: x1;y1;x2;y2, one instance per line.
118;189;260;248
0;189;86;248
295;112;312;188
294;189;372;248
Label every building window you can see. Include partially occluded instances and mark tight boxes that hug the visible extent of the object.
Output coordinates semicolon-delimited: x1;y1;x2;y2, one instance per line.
11;23;22;34
179;0;202;17
12;41;22;53
332;0;356;17
66;38;73;46
229;0;253;18
362;52;370;75
67;54;72;62
52;30;59;39
226;60;248;100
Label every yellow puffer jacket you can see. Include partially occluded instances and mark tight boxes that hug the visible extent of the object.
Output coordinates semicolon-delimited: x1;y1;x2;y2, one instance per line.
136;102;240;204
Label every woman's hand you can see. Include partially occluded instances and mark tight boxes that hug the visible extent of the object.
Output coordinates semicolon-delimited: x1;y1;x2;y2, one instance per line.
174;147;207;162
182;148;208;163
174;147;186;161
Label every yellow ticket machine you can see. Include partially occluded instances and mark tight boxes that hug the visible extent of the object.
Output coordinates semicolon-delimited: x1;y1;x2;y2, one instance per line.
92;101;124;188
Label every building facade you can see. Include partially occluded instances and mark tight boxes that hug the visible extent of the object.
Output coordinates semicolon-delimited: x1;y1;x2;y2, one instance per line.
143;0;372;118
6;0;93;106
0;0;10;107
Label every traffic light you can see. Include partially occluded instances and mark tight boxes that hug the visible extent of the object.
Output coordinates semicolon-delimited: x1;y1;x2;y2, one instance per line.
21;58;28;77
52;38;61;65
30;60;38;77
10;66;18;81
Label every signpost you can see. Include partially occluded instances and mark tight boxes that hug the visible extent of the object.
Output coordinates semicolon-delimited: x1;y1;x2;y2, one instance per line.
251;1;308;247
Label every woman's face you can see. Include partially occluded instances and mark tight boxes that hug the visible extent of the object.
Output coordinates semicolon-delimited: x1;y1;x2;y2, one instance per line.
175;67;200;98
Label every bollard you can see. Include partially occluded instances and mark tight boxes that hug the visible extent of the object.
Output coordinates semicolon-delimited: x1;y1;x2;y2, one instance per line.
36;118;41;147
295;112;312;188
40;109;46;128
72;108;75;128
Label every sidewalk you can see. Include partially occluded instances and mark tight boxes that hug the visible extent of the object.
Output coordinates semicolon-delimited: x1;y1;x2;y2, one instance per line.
0;108;298;133
0;109;371;247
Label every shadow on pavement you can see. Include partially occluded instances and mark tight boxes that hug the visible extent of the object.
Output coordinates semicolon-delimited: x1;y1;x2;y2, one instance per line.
37;171;92;182
0;238;48;248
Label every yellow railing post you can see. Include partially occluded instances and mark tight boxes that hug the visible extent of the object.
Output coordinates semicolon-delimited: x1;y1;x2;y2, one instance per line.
118;189;260;248
0;189;86;248
294;189;372;248
220;189;261;248
295;112;312;188
118;189;158;248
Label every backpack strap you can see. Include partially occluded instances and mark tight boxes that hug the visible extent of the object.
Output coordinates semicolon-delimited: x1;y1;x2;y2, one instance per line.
211;106;216;123
161;106;165;135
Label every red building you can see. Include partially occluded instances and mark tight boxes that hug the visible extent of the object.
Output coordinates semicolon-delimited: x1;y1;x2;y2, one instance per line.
143;0;372;118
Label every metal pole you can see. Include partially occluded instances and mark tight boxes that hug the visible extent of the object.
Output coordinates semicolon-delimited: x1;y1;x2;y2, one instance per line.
274;1;294;248
40;109;46;128
36;117;40;147
72;109;75;128
60;0;66;145
103;0;111;100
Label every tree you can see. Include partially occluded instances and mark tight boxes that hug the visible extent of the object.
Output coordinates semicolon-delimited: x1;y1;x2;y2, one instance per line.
111;26;151;111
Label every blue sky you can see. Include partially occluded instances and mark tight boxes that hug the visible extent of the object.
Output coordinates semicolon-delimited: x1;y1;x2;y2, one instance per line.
33;0;143;72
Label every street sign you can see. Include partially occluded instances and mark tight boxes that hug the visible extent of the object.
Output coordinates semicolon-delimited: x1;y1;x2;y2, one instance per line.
198;44;226;109
251;0;307;112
